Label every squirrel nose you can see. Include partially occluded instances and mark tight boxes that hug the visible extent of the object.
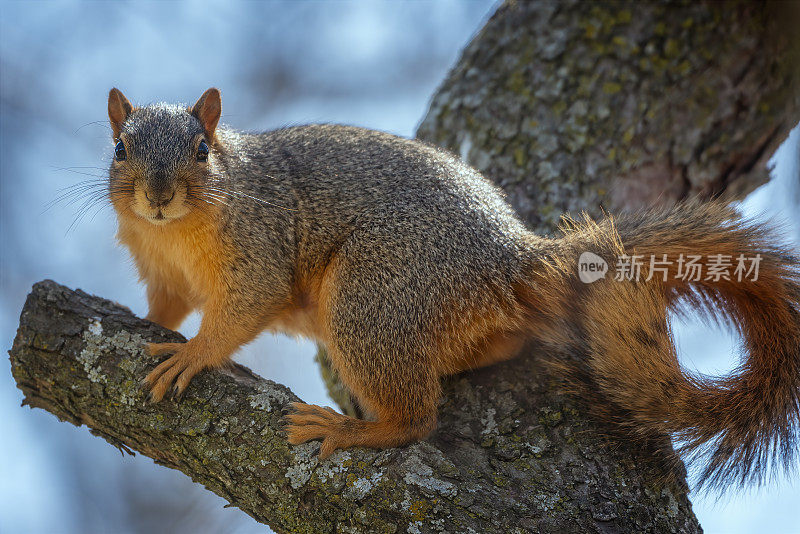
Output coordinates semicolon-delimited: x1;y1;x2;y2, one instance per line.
145;189;176;208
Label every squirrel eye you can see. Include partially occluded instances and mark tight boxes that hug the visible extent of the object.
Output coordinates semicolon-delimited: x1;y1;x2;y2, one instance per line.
197;140;209;162
114;140;126;162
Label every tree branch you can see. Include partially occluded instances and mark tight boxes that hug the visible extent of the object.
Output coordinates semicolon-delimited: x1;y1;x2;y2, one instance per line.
9;280;701;533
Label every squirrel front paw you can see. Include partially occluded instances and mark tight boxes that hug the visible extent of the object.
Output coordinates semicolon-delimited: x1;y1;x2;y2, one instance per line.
144;342;202;402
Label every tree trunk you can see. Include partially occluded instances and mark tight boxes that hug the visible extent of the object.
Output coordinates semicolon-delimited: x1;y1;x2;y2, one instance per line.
9;1;799;532
417;0;799;234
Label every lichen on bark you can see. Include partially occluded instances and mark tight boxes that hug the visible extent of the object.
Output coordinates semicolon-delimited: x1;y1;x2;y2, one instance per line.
10;282;702;533
417;0;800;234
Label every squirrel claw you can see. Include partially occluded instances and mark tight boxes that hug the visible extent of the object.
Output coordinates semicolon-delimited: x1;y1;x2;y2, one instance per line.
147;342;182;358
143;346;199;403
284;402;351;456
170;382;188;402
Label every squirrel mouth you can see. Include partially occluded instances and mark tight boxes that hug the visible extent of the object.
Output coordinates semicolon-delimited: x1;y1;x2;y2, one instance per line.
153;211;165;221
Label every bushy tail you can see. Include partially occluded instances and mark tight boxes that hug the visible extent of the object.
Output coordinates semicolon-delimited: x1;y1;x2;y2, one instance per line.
529;201;800;489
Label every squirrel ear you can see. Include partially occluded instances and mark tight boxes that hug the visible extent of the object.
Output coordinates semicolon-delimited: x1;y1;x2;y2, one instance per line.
108;88;133;140
191;88;221;141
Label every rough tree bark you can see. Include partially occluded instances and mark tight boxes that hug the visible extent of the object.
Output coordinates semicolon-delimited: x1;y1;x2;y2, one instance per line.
11;281;700;533
418;0;799;234
9;1;799;533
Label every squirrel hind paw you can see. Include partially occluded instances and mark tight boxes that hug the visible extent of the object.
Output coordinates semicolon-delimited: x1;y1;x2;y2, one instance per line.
284;403;350;456
284;402;436;459
146;342;184;358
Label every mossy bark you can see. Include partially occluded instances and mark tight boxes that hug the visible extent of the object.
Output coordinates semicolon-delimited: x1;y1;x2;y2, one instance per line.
10;281;700;533
417;0;799;235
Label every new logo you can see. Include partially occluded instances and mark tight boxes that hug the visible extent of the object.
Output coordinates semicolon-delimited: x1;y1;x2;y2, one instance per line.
578;252;608;283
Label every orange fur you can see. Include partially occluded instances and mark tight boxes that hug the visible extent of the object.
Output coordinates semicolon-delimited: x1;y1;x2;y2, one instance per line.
286;402;435;459
115;203;245;401
116;205;226;309
268;252;335;342
447;330;526;374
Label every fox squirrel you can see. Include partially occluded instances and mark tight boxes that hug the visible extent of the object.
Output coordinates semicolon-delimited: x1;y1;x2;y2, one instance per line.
107;87;800;488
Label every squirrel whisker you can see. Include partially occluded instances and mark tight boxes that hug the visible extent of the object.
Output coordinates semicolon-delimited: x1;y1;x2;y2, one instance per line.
202;185;296;212
44;182;114;214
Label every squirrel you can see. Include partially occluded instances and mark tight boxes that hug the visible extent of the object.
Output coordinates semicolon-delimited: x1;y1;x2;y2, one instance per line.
106;87;800;488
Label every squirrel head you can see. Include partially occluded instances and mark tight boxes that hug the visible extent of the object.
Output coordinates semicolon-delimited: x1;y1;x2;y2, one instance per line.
107;88;221;225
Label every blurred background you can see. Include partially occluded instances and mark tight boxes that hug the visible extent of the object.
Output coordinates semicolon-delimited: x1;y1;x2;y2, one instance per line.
0;1;797;533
